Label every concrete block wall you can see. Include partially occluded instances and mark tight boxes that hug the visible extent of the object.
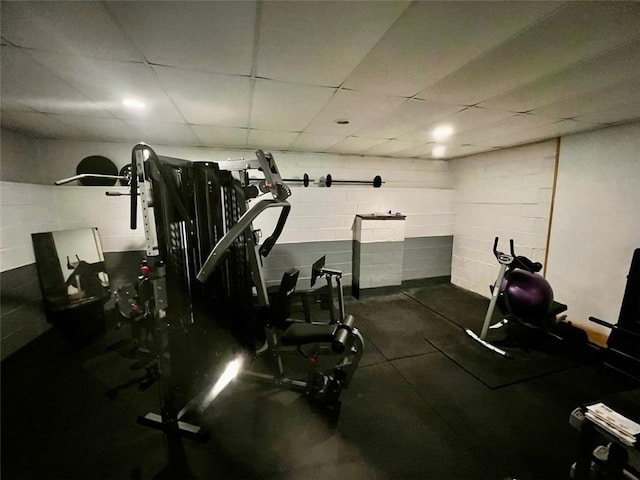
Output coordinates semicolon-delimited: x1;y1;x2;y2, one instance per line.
352;216;407;294
1;181;146;271
0;264;48;360
403;236;454;280
449;139;557;297
0;133;456;358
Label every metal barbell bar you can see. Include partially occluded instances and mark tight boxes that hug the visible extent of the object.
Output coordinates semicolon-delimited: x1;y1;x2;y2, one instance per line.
324;174;384;188
248;173;314;187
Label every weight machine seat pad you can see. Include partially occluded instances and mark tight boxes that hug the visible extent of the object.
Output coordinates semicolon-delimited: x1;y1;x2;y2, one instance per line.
280;323;337;346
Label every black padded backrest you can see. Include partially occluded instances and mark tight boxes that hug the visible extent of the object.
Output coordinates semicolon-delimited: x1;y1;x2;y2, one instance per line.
608;249;640;357
269;268;300;329
618;248;640;330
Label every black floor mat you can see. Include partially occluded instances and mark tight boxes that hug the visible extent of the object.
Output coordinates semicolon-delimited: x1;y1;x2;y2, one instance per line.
347;293;456;360
404;284;579;388
404;283;502;331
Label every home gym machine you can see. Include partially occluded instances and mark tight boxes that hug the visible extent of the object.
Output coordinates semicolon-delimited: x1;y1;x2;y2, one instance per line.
126;143;363;440
466;237;568;358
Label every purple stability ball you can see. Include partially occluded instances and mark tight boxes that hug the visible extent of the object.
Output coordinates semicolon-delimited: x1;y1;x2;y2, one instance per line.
499;269;554;322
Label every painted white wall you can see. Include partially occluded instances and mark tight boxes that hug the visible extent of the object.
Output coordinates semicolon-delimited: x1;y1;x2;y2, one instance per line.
35;138;451;189
0;181;146;272
546;122;640;336
0;129;43;183
1;135;454;272
450;140;557;296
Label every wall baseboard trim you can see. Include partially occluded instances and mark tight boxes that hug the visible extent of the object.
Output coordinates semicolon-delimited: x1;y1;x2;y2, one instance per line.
351;276;451;300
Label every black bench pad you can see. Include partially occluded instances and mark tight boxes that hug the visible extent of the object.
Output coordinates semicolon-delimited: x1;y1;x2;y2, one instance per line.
281;323;337;346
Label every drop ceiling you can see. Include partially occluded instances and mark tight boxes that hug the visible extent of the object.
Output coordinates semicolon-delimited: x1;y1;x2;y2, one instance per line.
1;1;639;160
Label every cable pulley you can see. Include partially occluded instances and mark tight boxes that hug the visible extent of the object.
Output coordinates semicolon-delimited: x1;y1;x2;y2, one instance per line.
249;173;313;187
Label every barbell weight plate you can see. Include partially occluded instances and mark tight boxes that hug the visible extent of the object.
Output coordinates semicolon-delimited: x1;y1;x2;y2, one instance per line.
326;173;332;187
76;155;118;186
303;173;309;187
373;175;382;188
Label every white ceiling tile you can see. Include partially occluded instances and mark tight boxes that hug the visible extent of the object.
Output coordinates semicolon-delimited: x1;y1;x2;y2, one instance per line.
52;115;143;143
363;140;426;157
440;145;498;159
391;144;435;158
106;1;256;75
247;130;298;151
576;102;640;125
125;121;199;146
192;125;248;148
304;90;407;136
489;119;602;147
343;1;563;97
1;46;105;116
479;39;640;113
451;114;557;145
356;99;463;140
1;111;87;138
0;2;142;61
0;96;33;112
547;119;603;137
154;66;251;127
29;50;184;123
289;133;346;152
430;107;515;137
467;119;599;148
258;2;409;86
417;2;640;106
532;78;640;119
326;137;389;155
250;79;335;131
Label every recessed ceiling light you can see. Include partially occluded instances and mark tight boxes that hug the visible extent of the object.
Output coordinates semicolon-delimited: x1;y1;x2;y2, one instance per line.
432;145;446;158
431;125;454;141
122;98;146;109
335;119;350;125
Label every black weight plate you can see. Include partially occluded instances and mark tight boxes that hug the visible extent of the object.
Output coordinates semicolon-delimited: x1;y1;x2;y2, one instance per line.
326;173;332;187
303;173;309;187
373;175;382;188
76;155;118;186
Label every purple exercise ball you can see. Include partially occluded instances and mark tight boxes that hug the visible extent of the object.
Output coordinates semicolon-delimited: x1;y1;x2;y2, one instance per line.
500;269;554;321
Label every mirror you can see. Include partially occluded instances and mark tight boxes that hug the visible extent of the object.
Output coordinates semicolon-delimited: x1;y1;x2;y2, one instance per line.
32;228;109;309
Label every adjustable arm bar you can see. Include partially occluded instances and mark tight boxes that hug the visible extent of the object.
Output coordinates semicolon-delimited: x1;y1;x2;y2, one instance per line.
196;198;290;283
259;205;290;257
217;150;291;202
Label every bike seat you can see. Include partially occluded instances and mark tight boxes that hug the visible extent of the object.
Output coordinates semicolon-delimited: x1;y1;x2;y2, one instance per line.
515;255;542;273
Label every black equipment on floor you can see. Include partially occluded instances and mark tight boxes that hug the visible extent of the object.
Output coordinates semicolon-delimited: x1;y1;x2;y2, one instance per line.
466;237;567;358
125;143;363;440
589;248;640;381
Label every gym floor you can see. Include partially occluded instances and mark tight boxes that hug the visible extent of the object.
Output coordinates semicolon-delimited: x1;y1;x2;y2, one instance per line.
2;282;636;480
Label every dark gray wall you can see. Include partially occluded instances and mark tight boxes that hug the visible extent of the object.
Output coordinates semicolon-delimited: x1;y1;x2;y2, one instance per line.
0;251;146;361
403;236;454;280
261;240;353;289
1;264;48;360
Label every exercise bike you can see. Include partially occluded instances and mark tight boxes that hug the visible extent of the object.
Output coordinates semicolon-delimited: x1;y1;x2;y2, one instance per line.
466;237;567;358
